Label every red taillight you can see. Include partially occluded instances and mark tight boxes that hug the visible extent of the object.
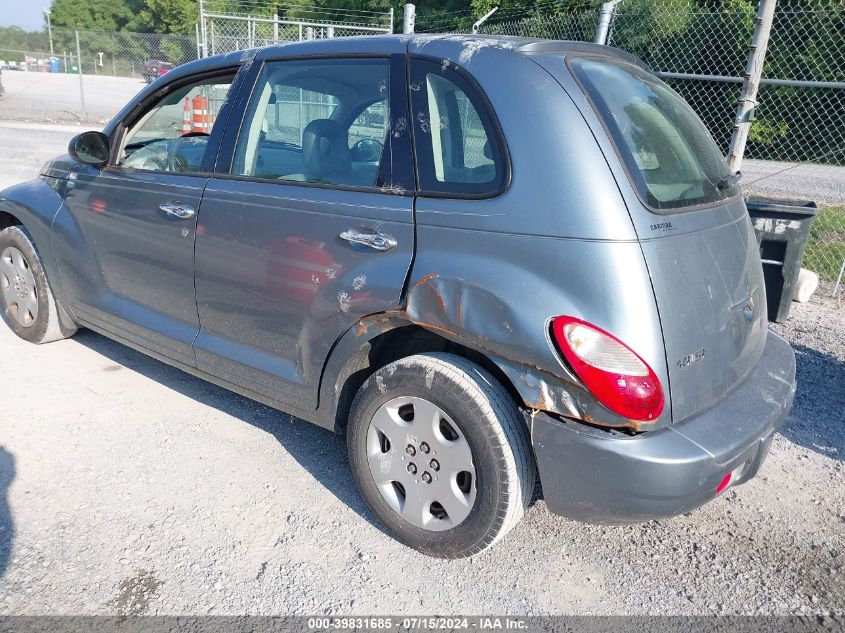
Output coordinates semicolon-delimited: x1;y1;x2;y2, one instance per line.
551;316;664;422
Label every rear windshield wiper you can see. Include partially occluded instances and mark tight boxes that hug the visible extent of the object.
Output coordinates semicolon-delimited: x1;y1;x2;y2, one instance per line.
717;171;741;190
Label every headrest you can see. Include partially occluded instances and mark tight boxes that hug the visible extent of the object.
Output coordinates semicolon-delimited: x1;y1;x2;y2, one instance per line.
483;139;493;160
303;119;350;181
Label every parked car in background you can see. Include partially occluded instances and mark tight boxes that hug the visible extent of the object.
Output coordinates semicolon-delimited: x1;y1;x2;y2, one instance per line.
142;59;175;83
0;36;796;558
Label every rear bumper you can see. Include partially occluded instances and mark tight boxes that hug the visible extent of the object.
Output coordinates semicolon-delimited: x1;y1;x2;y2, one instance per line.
532;329;796;524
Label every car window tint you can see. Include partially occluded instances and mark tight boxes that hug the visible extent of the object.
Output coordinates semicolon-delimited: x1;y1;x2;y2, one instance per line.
570;56;737;210
410;58;506;196
232;58;390;189
119;77;233;173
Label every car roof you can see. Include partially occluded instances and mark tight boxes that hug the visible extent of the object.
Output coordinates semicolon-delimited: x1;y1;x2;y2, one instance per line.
184;34;650;74
109;33;649;135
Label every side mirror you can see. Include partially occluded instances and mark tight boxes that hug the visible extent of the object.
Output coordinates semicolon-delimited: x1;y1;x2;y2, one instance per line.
68;131;110;167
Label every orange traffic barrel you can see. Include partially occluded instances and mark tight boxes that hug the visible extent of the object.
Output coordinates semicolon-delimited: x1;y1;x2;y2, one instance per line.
192;95;209;133
181;96;192;135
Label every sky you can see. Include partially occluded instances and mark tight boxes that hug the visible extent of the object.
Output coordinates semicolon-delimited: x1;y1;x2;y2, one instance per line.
1;1;53;31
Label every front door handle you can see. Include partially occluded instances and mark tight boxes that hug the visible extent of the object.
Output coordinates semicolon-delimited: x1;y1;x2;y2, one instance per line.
159;202;195;220
339;228;397;252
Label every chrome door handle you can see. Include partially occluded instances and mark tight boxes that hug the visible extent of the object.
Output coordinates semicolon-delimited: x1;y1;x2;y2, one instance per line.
339;229;397;252
159;202;195;220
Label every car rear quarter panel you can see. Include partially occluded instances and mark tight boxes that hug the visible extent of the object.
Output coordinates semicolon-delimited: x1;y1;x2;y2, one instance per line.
400;39;671;429
532;51;770;424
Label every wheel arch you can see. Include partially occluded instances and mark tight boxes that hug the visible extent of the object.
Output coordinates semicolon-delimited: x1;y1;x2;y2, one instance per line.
0;181;77;330
318;313;529;434
0;209;22;232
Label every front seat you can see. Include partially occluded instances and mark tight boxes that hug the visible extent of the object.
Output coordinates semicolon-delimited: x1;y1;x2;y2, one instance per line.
301;119;352;184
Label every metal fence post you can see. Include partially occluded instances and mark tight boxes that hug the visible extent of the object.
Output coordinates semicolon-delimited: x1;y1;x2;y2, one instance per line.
198;0;207;57
594;0;622;45
195;23;201;59
727;0;777;172
389;7;395;34
473;7;499;34
74;29;86;121
403;4;416;35
273;14;279;44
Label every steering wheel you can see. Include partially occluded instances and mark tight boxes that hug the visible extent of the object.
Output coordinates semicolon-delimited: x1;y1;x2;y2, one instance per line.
168;133;209;172
351;138;384;163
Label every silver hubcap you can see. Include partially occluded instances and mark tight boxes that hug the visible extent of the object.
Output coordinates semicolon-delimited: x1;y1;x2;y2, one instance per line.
366;396;477;531
0;246;38;328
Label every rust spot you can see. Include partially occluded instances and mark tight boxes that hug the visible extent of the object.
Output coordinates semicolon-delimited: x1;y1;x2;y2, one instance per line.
414;321;458;337
412;273;439;289
354;313;396;337
456;293;463;324
430;285;447;312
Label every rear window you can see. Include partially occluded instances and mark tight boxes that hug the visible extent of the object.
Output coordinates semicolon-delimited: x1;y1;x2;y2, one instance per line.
570;56;738;211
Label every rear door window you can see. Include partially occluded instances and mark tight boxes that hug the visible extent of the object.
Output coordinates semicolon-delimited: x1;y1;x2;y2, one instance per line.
570;56;739;211
231;58;390;189
410;58;507;197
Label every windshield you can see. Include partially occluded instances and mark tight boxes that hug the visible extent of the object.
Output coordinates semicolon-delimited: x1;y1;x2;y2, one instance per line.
570;56;738;211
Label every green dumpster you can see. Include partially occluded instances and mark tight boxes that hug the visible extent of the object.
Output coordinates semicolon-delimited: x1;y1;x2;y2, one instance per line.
745;196;819;322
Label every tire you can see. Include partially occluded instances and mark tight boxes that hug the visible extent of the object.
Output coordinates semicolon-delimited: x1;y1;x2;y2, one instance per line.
347;352;534;558
0;225;76;344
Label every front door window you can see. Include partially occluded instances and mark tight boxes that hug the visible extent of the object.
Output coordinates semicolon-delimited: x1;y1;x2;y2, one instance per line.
119;77;233;173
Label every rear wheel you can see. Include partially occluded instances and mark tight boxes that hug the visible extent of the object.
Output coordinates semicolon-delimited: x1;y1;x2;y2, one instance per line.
0;226;76;344
347;352;534;558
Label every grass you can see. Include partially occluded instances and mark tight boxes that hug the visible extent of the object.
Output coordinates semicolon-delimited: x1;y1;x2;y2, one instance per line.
803;206;845;281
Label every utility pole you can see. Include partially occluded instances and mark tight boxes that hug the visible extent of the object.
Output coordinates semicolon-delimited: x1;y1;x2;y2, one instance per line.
44;9;54;56
727;0;777;172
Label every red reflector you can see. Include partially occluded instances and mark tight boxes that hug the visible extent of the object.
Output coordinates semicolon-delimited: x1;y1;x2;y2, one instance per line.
716;473;732;495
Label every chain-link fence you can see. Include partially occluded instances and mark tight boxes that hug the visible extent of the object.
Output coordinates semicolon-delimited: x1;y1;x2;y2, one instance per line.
0;26;199;78
201;12;392;56
416;0;845;294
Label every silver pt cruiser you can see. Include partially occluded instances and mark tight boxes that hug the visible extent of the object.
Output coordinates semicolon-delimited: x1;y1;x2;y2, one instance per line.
0;35;796;558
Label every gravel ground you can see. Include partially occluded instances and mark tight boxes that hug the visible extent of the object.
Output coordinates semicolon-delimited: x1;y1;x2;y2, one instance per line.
0;71;142;125
0;122;79;191
0;298;842;616
0;91;843;617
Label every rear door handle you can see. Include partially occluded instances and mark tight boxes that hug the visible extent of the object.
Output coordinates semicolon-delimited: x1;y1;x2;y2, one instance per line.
159;202;195;220
339;229;397;252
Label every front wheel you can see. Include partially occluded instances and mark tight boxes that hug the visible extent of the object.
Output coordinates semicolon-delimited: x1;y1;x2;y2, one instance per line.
0;226;76;344
347;353;535;558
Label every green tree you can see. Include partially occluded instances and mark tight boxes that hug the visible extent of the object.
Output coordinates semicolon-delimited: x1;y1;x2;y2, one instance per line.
128;0;199;35
49;0;139;30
